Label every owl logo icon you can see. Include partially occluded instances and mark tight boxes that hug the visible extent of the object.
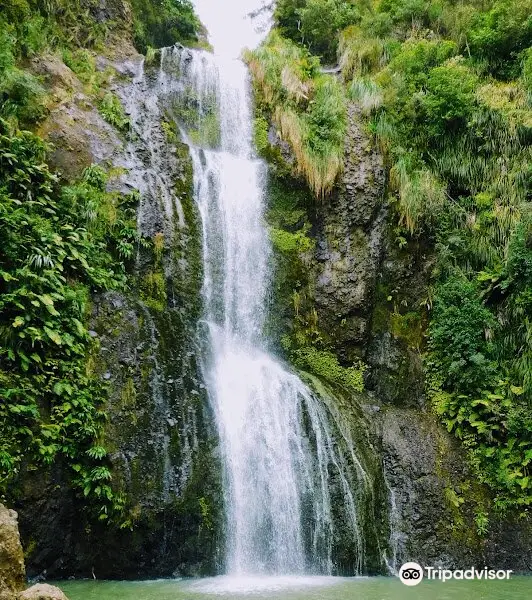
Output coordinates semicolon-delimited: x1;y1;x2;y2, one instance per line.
399;562;424;586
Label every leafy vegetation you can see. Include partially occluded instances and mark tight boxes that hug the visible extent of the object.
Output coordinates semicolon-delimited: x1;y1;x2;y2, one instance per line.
293;346;366;392
130;0;200;54
0;0;203;524
275;0;360;62
268;0;532;511
246;31;347;196
0;122;144;522
99;92;130;132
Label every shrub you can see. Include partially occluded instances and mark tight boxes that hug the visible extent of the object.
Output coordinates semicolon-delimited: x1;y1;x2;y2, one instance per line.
429;276;496;393
298;0;359;62
130;0;200;53
386;38;458;89
294;347;366;392
421;60;479;135
275;0;359;61
466;0;532;77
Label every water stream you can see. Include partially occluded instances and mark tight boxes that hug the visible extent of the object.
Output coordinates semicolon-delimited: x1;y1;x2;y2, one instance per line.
118;0;372;579
180;0;367;576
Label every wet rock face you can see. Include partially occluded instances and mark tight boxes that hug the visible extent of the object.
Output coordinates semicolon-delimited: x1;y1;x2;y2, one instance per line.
314;105;386;361
376;408;532;571
0;505;25;600
15;51;221;580
379;409;454;566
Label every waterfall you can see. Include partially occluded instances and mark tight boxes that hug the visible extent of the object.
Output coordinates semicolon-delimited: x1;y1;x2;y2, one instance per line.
185;0;370;575
121;0;373;577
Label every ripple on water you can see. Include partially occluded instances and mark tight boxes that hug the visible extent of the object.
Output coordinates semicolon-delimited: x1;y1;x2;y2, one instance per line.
187;575;354;595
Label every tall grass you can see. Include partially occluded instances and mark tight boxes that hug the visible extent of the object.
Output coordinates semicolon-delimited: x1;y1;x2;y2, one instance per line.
246;32;347;197
349;77;383;114
390;158;447;233
338;26;389;80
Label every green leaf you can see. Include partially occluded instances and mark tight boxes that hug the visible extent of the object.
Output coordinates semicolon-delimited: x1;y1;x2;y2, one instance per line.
44;327;62;345
39;294;54;306
12;316;25;328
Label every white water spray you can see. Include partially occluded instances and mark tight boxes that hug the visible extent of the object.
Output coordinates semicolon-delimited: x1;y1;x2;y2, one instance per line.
181;0;368;575
122;0;372;576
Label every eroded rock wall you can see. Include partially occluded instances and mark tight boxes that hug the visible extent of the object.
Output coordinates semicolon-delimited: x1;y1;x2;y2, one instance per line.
314;105;386;362
14;40;221;580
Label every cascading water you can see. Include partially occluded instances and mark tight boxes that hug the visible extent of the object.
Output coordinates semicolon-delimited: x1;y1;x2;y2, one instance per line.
122;0;374;577
181;0;369;576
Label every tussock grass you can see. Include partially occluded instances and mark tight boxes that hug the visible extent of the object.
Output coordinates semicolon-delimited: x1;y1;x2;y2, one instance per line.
390;159;447;233
349;77;383;114
246;32;347;197
338;26;388;80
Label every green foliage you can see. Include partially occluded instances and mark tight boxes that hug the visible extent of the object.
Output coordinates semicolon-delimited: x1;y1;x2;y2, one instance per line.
0;68;47;125
429;276;496;393
1;0;111;53
246;32;347;196
130;0;200;54
274;0;531;510
99;92;130;133
299;0;359;62
62;48;97;83
253;116;270;155
421;60;479;135
0;0;202;101
0;23;47;127
275;0;360;62
270;227;315;254
522;47;532;97
475;511;489;536
466;0;532;77
0;121;140;523
427;274;532;509
294;347;366;392
274;0;306;43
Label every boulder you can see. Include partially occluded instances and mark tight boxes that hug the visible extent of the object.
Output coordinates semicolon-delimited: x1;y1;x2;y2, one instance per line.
0;504;25;600
18;584;69;600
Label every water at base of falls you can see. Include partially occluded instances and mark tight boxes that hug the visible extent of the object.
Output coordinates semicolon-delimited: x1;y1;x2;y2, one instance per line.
188;575;353;595
57;577;532;600
127;0;370;576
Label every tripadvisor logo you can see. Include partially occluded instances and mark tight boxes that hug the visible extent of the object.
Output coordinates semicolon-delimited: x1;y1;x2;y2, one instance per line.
399;562;514;586
399;562;424;586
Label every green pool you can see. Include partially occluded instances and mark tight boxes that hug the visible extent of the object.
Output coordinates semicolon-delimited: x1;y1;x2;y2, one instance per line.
55;575;531;600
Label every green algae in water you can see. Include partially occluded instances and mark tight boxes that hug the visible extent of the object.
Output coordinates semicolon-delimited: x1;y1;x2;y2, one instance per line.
56;576;531;600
